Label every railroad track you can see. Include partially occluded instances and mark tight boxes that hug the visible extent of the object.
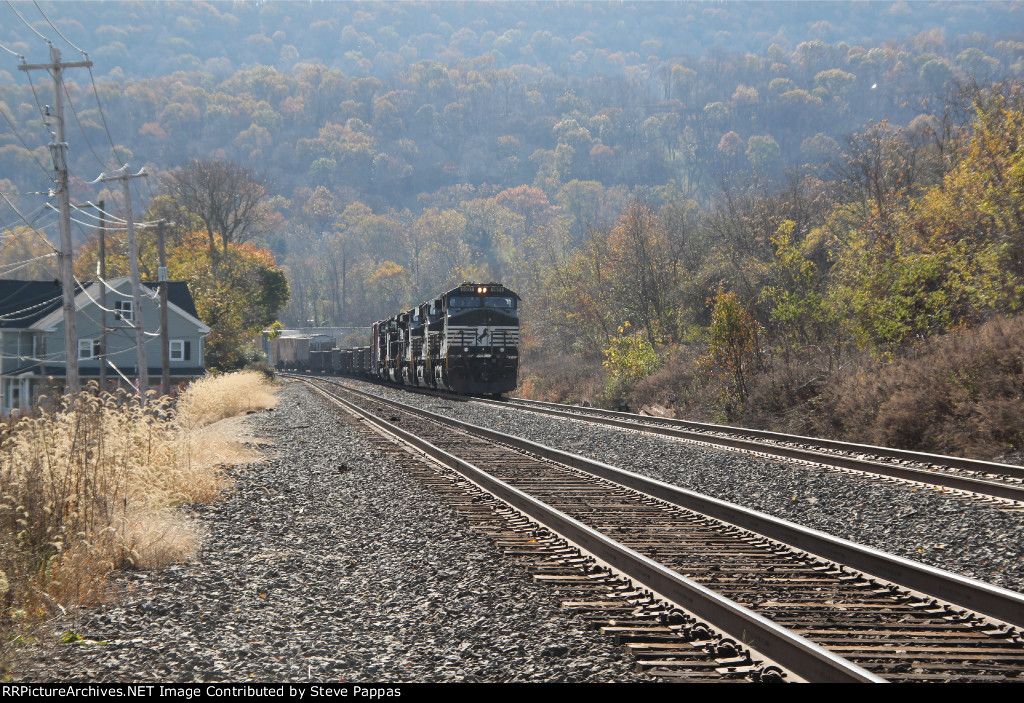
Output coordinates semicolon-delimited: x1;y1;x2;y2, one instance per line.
298;372;1024;505
457;396;1024;507
291;375;1024;683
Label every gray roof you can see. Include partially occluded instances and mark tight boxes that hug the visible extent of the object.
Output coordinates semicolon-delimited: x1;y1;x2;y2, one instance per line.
0;280;200;329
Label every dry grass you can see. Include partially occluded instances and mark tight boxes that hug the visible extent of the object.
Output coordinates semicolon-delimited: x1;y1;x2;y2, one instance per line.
175;370;277;429
0;371;277;673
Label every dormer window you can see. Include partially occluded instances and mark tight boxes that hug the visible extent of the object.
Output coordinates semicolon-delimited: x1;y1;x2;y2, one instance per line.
114;300;133;322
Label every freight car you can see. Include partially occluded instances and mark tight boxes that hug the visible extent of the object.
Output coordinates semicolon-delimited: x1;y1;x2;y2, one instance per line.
271;335;312;371
270;334;335;372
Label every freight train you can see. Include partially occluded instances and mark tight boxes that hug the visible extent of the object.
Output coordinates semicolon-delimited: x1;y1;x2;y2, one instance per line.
270;283;520;396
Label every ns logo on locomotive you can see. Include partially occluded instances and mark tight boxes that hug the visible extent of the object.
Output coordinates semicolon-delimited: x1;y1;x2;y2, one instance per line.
372;283;520;396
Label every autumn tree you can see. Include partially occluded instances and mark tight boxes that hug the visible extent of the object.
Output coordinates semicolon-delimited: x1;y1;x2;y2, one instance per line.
703;288;764;403
605;203;676;344
758;221;843;369
160;159;278;258
167;232;288;369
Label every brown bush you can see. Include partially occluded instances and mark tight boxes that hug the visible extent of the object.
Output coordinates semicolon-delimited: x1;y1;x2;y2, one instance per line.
733;359;830;434
812;315;1024;459
516;355;607;404
625;346;710;416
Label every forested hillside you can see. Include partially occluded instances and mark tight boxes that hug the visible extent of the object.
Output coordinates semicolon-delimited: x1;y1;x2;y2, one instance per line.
1;1;1022;457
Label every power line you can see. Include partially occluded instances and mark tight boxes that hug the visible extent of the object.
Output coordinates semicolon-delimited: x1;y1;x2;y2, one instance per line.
33;1;85;54
0;39;24;60
65;199;160;229
21;65;53;136
72;199;130;224
6;6;54;131
0;339;158;363
94;275;135;299
85;64;127;166
134;173;154;207
73;274;163;336
0;290;61;321
68;213;127;231
0;251;56;276
47;202;130;231
0;100;52;176
0;199;52;233
62;78;108;169
0;101;53;176
0;190;57;252
74;203;125;225
6;0;51;45
141;173;157;202
0;188;52;197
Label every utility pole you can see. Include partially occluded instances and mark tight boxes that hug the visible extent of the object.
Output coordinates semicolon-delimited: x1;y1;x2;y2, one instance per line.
20;47;92;395
97;200;107;391
100;167;149;401
158;220;170;397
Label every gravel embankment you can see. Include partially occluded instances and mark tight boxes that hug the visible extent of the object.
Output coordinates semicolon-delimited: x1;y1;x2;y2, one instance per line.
12;383;645;683
350;379;1024;594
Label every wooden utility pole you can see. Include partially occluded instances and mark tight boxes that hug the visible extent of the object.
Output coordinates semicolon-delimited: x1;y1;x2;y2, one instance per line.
158;220;170;397
20;47;92;395
97;200;107;391
100;167;149;401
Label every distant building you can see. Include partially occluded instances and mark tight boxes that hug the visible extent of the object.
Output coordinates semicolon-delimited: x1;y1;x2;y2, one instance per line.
0;277;210;414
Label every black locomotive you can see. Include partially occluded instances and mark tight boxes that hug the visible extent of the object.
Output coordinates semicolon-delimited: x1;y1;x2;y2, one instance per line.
271;283;521;396
372;282;520;395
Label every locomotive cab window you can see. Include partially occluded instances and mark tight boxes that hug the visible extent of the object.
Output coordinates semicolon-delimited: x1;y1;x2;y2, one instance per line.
483;297;516;309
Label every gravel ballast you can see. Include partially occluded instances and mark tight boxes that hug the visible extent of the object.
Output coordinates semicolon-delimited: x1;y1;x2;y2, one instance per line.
349;379;1024;595
12;383;644;683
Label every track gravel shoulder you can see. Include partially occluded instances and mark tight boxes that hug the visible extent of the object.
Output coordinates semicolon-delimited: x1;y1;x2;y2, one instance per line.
10;383;644;683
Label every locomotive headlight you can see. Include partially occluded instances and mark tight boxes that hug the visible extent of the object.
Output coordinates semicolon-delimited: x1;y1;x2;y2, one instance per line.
464;347;469;352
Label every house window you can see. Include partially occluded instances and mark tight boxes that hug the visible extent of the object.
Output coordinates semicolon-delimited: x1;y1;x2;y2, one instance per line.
78;339;100;359
9;381;20;412
169;340;191;362
114;300;133;322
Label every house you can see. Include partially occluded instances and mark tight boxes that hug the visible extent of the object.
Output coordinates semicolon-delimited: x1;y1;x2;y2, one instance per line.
0;277;210;414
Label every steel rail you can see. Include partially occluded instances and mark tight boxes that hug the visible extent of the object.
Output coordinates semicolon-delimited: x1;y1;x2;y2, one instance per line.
472;397;1024;503
498;397;1024;479
303;379;885;683
309;377;1024;631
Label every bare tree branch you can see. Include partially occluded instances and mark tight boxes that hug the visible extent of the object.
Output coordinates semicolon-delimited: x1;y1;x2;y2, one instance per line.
160;159;274;257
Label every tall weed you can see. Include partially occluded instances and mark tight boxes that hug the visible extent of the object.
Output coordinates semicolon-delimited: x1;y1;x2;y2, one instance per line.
0;372;276;673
